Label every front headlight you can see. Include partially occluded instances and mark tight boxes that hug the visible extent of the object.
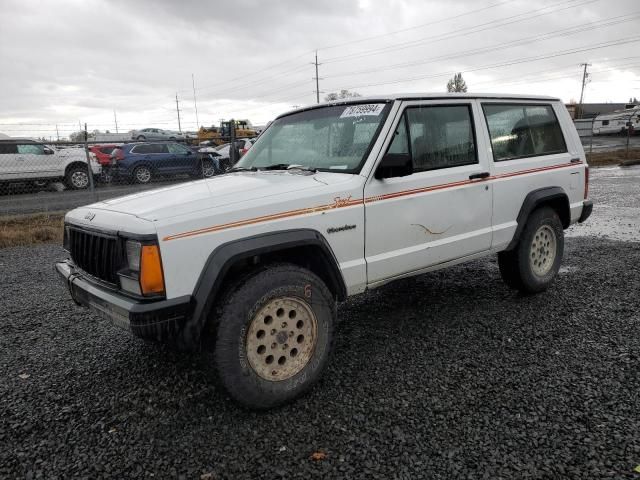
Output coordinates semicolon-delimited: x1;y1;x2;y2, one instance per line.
125;240;141;271
120;240;165;297
63;225;70;251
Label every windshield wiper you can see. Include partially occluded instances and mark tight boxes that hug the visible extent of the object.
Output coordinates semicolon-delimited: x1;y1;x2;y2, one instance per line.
226;166;257;173
260;163;317;173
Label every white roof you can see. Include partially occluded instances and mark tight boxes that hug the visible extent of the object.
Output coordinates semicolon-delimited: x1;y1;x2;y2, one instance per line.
278;92;560;118
337;92;558;102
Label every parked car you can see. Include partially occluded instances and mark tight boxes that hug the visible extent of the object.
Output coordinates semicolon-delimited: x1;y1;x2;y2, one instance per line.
109;142;214;183
195;139;255;174
57;93;592;409
0;138;101;190
212;138;255;158
89;144;119;166
130;128;185;141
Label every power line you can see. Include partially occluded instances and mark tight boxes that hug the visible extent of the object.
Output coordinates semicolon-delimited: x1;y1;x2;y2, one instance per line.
323;0;600;64
325;12;640;80
329;36;640;92
316;0;518;51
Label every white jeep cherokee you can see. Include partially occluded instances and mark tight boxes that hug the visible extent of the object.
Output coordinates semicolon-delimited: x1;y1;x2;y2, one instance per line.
56;93;592;408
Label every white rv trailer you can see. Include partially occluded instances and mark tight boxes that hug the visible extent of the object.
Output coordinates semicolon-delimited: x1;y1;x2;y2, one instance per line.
592;104;640;135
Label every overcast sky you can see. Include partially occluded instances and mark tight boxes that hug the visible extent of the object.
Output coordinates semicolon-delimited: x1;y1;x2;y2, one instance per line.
1;0;639;138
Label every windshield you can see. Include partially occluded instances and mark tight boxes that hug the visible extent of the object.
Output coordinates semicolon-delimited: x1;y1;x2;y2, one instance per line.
236;102;390;173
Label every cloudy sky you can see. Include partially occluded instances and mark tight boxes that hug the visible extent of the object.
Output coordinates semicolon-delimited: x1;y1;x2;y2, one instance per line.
0;0;639;139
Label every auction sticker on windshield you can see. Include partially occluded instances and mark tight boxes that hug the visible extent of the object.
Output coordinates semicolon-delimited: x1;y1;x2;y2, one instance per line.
340;104;385;118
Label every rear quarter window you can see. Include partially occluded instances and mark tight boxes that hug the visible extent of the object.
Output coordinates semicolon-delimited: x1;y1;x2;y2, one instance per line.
482;104;567;161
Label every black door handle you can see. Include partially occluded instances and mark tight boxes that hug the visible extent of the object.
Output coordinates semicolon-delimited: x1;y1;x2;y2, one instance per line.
469;172;490;180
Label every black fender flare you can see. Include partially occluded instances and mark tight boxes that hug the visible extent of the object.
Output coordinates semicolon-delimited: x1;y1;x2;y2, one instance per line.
506;186;570;251
181;229;346;347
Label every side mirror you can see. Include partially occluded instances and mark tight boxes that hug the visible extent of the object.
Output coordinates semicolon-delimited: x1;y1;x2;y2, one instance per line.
374;153;413;180
43;147;54;155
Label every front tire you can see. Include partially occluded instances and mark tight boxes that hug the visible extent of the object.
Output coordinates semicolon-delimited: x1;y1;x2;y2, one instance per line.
65;166;90;190
201;158;216;177
132;165;152;184
498;207;564;293
213;264;335;409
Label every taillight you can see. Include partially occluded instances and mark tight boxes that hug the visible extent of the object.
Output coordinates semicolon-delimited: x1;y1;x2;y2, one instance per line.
584;166;589;199
113;149;124;161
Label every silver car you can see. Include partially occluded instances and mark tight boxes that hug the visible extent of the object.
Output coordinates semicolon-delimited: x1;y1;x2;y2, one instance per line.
130;128;185;141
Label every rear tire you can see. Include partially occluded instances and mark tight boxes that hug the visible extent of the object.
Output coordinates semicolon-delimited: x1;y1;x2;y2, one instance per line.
213;264;335;409
498;207;564;293
136;135;146;141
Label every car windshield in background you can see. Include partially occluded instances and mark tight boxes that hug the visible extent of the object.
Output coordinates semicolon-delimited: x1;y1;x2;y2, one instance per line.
236;103;391;173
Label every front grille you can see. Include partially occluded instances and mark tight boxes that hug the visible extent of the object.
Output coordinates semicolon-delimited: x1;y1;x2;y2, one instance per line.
69;228;125;285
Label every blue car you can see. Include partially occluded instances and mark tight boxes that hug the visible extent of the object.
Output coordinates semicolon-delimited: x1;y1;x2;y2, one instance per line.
110;142;214;184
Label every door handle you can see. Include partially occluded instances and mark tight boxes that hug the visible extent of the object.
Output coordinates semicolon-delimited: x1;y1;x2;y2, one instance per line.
469;172;490;180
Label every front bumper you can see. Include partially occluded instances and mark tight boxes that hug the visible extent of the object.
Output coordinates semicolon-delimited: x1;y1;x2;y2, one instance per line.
55;260;192;342
578;200;593;223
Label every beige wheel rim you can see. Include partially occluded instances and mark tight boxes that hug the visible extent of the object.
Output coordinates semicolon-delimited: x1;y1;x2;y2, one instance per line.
246;296;317;382
530;225;557;277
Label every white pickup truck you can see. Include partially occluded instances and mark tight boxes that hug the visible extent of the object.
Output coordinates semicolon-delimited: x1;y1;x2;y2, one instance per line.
56;93;592;408
0;138;101;189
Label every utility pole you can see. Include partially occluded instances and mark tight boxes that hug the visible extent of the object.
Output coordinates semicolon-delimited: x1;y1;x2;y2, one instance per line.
113;110;119;133
175;93;182;134
312;50;322;104
192;73;200;129
55;124;60;141
578;63;591;119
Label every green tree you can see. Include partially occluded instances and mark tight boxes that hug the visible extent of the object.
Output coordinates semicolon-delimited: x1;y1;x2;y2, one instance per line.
446;73;468;93
324;89;361;102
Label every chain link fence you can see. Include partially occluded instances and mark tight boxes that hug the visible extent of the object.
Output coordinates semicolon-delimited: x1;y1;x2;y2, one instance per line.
1;118;638;247
0;123;253;247
574;115;640;163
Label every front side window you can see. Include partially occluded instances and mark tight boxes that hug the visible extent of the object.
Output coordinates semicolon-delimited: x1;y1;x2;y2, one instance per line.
167;143;189;154
17;144;45;155
0;144;18;154
482;104;567;161
386;104;477;172
237;103;391;172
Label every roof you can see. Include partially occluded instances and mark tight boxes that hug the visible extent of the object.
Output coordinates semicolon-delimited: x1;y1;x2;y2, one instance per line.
341;92;559;102
0;137;39;143
278;92;560;118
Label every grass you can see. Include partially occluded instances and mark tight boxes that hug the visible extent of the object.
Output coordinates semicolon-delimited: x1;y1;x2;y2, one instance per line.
0;213;64;249
586;147;640;167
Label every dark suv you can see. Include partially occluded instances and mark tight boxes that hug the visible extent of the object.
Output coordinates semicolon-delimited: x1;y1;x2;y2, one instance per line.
110;142;214;184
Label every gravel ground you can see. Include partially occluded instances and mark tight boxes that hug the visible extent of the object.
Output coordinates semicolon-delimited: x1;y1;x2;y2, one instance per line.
1;235;639;479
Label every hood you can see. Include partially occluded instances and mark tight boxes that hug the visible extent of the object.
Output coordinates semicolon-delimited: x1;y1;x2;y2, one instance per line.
88;171;355;221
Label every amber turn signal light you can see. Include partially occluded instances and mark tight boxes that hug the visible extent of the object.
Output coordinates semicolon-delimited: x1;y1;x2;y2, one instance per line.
140;245;165;295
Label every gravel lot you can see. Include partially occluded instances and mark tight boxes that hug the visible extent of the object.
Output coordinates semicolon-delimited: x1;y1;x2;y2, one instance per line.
1;168;639;479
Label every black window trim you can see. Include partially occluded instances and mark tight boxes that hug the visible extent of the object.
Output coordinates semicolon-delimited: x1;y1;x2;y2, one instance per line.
481;102;568;163
246;100;393;175
382;102;480;174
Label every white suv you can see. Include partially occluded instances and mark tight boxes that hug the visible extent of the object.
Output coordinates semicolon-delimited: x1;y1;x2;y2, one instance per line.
0;139;101;190
56;93;592;408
